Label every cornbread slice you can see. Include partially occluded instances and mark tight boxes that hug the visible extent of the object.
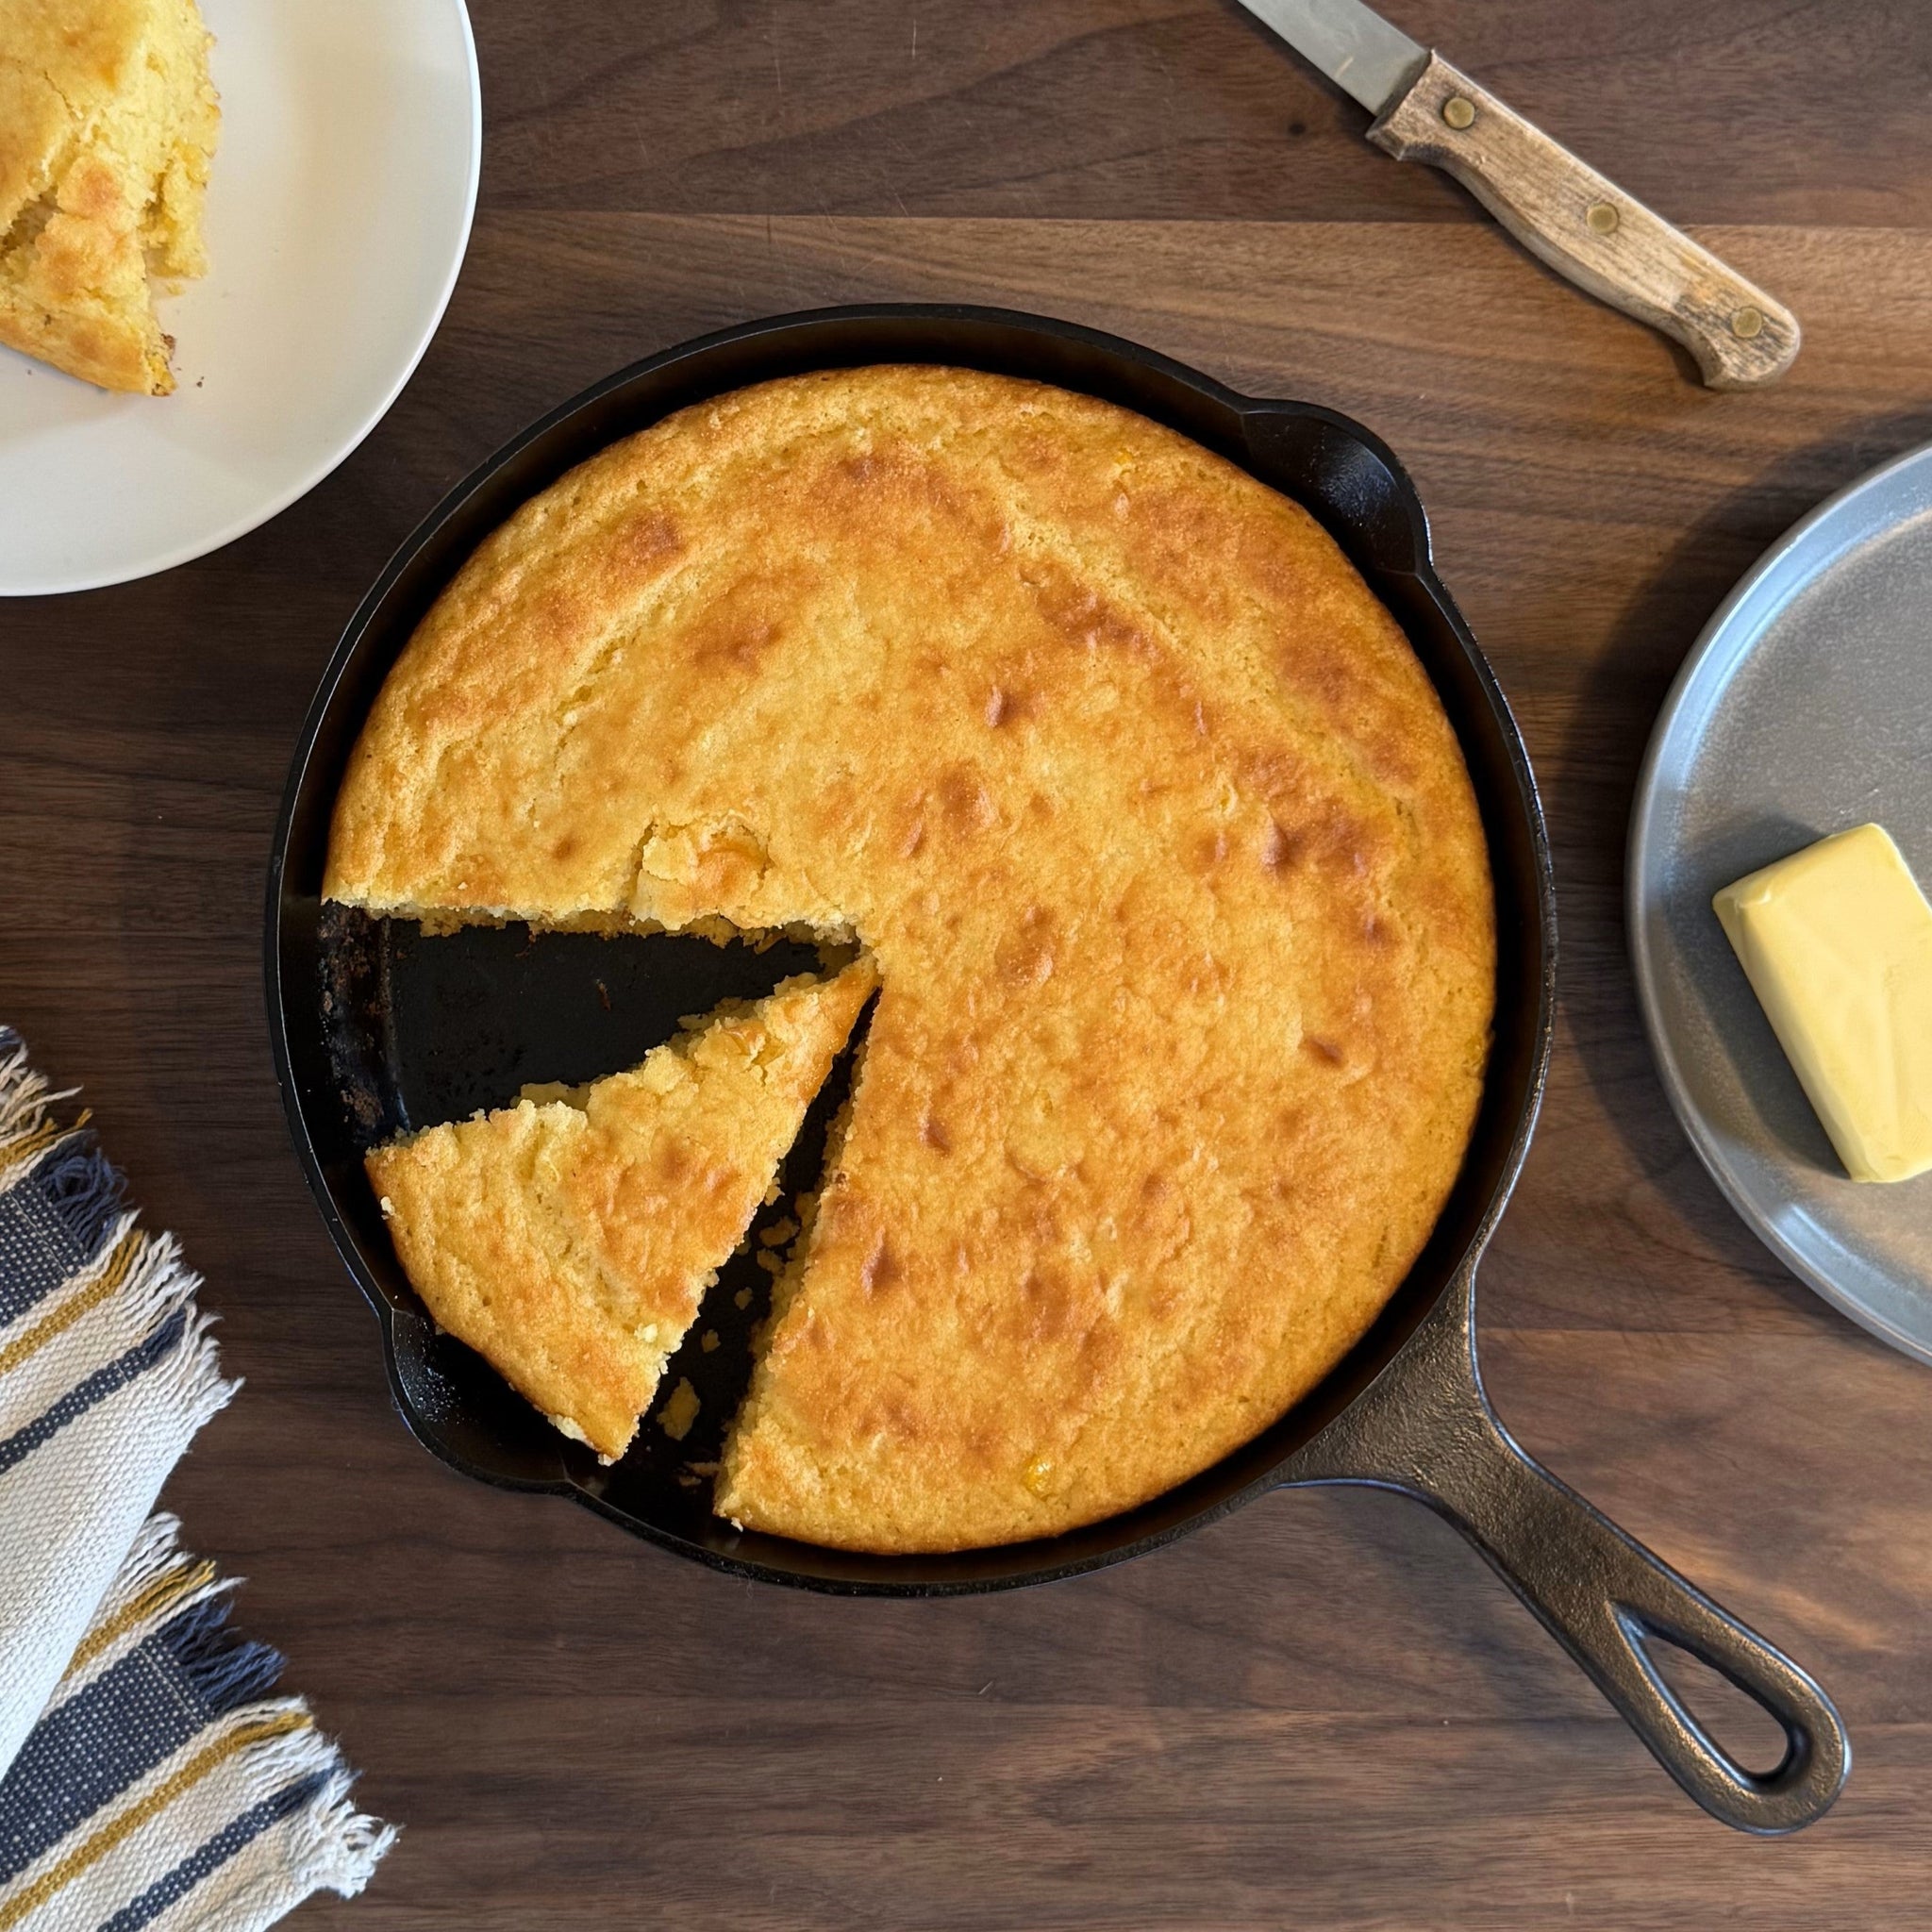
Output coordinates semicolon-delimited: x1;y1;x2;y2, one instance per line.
365;961;876;1460
328;366;1495;1552
0;0;219;393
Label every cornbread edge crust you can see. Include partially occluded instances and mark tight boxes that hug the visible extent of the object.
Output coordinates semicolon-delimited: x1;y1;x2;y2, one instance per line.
364;961;877;1460
327;366;1496;1552
0;0;220;393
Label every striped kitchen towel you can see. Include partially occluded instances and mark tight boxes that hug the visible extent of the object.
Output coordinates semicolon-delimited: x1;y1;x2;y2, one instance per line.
0;1028;393;1928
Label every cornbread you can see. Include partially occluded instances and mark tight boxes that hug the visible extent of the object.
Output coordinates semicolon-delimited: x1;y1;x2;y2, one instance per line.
328;366;1496;1552
364;962;876;1461
1714;824;1932;1184
0;0;219;393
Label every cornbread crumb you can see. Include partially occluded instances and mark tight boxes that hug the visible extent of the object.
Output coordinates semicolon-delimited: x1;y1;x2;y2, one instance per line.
700;1329;720;1353
363;961;875;1458
0;0;221;393
658;1378;701;1441
545;1411;600;1457
520;1078;595;1108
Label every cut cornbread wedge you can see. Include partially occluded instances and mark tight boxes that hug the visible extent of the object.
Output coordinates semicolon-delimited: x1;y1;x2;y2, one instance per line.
365;961;877;1460
0;0;220;394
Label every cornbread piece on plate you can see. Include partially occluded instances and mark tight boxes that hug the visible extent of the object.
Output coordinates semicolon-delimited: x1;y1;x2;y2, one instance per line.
0;0;219;393
365;962;877;1462
328;366;1496;1552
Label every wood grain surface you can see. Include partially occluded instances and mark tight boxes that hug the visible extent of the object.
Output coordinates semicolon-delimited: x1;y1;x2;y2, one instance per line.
5;2;1932;1925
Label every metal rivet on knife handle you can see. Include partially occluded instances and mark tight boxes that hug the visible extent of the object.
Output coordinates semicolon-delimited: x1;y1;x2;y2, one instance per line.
1441;95;1475;128
1586;201;1619;235
1731;306;1765;340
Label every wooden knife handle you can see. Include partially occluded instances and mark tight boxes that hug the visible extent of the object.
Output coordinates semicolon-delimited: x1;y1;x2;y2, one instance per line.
1369;52;1799;389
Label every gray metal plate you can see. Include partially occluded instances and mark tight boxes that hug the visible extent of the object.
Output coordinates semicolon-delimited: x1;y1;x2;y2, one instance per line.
1629;441;1932;1360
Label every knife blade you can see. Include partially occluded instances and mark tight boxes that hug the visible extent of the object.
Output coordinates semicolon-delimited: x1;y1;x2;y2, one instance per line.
1227;0;1801;388
1234;0;1425;115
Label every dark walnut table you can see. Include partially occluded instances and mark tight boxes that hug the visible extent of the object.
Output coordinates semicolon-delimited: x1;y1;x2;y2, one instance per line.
6;3;1931;1924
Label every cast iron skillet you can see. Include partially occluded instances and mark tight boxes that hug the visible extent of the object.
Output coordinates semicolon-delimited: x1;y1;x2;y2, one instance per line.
268;305;1849;1833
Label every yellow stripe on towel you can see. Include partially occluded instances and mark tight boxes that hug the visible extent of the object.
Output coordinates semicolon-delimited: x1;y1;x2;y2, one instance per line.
63;1556;222;1681
0;1711;313;1929
0;1117;74;1182
0;1230;144;1378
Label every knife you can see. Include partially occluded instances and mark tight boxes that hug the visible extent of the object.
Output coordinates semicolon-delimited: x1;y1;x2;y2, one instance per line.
1233;0;1800;387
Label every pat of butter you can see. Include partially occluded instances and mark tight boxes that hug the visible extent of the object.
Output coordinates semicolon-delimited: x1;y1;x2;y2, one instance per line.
1713;824;1932;1184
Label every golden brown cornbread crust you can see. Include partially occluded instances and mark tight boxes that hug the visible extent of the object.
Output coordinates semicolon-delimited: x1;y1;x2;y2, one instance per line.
0;0;218;393
365;963;876;1461
327;366;1495;1553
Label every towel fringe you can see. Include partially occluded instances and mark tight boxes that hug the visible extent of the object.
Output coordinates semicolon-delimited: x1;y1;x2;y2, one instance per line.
111;1511;190;1593
160;1305;242;1437
161;1594;287;1717
38;1135;127;1252
284;1773;398;1902
0;1031;52;1142
95;1513;240;1629
199;1712;397;1869
0;1029;393;1925
242;1747;399;1906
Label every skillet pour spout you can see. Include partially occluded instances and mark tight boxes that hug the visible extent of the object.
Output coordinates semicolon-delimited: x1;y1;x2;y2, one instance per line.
268;302;1850;1838
1285;1259;1849;1833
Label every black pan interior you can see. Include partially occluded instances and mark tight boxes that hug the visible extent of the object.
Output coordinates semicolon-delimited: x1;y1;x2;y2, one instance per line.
269;306;1555;1594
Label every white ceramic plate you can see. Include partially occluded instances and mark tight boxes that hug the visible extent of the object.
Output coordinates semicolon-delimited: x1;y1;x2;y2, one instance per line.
1628;441;1932;1360
0;0;480;596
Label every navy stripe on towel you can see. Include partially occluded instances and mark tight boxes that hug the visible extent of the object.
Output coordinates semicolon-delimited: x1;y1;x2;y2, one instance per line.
0;1134;125;1327
0;1588;286;1885
0;1307;186;1481
97;1774;327;1932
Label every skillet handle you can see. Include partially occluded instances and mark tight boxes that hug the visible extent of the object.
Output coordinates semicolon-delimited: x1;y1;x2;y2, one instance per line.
1289;1266;1849;1833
